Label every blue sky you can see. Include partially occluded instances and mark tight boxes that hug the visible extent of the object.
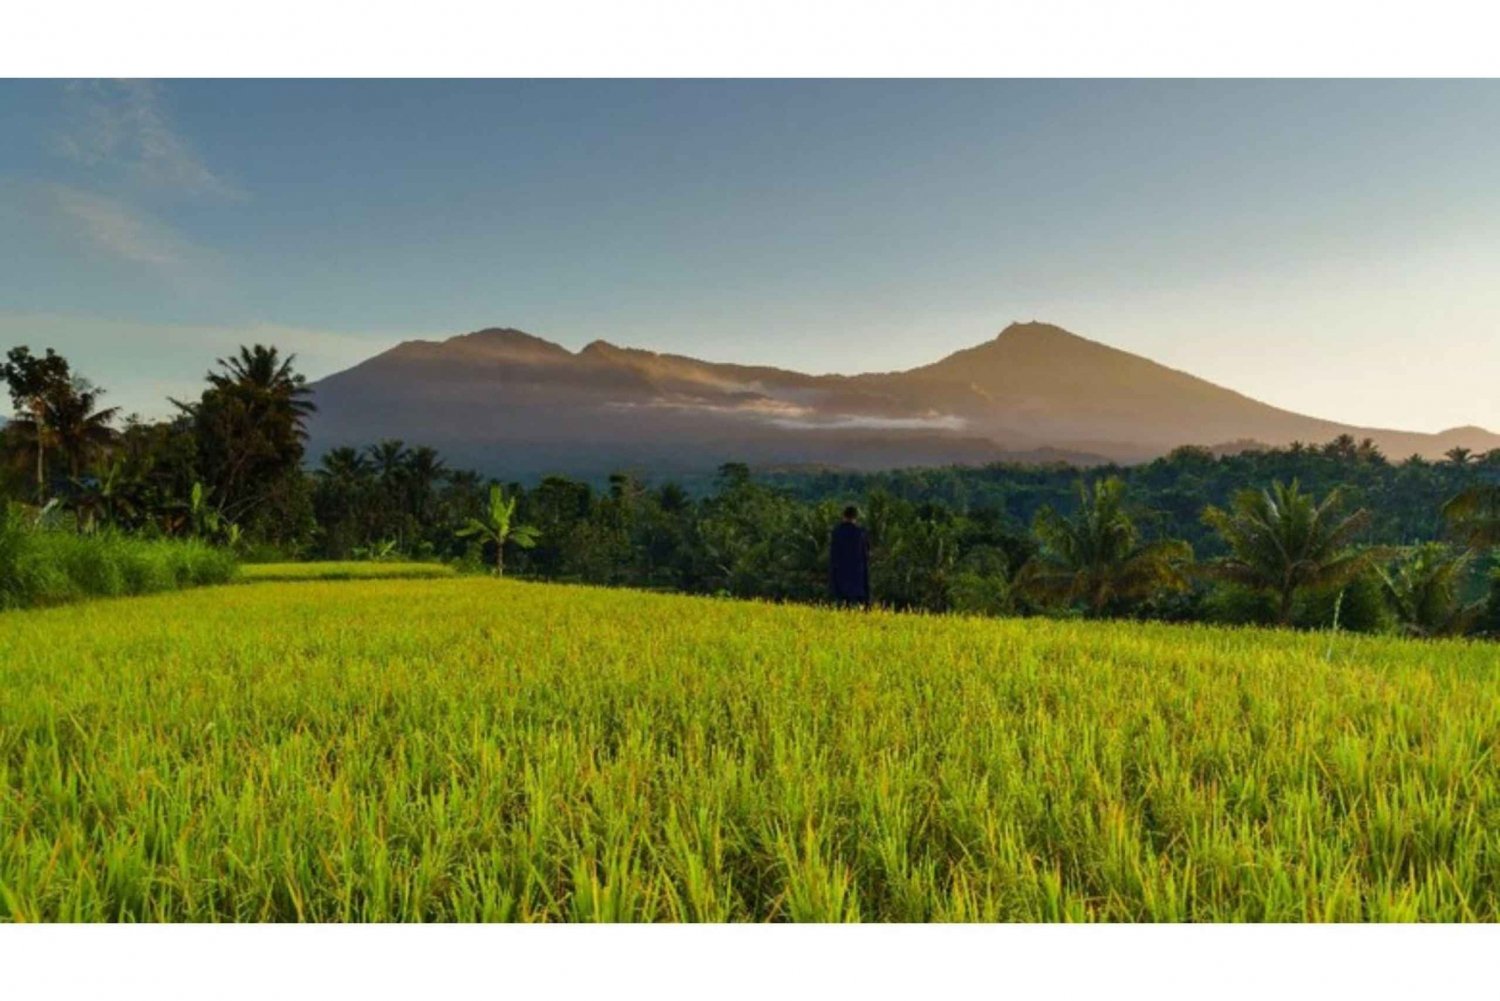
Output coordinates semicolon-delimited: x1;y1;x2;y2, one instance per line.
2;79;1498;431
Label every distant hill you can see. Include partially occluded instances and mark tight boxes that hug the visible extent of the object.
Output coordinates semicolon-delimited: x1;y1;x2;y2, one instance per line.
306;321;1500;479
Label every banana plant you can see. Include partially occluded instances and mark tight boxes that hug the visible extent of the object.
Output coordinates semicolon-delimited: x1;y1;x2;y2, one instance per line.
456;485;539;576
189;481;242;549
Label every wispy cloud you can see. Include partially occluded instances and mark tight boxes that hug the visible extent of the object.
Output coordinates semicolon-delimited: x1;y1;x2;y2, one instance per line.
771;413;969;432
611;395;969;432
47;183;194;269
56;80;243;200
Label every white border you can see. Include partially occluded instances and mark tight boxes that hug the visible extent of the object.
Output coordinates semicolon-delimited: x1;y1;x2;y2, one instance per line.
5;7;1499;997
3;924;1498;999
4;0;1500;77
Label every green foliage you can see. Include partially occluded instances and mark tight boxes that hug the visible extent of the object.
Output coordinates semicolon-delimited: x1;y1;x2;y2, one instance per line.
1443;484;1500;549
1017;477;1193;616
1298;574;1393;636
1;578;1497;921
764;439;1496;554
947;545;1015;616
311;441;489;562
1202;480;1381;624
1201;581;1280;626
349;538;401;562
0;505;236;609
3;346;117;499
456;485;539;576
174;344;315;542
1377;544;1481;638
1479;569;1500;638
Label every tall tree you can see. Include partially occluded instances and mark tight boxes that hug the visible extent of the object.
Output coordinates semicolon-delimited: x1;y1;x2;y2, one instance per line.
1444;446;1475;468
403;445;447;525
48;378;119;477
2;346;73;498
1017;477;1193;616
175;345;315;529
1201;480;1377;625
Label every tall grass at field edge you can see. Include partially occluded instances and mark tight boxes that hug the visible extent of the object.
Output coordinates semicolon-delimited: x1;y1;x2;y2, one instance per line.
0;509;237;610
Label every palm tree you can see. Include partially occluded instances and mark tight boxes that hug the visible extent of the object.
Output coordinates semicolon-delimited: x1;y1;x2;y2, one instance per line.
317;446;371;483
6;381;119;494
1442;484;1500;549
203;345;316;422
1355;438;1385;465
1201;480;1378;625
1376;544;1479;638
457;484;539;576
403;445;447;523
1016;477;1193;616
366;439;409;482
1444;446;1475;468
174;344;315;523
48;379;119;477
2;413;58;499
1324;434;1358;462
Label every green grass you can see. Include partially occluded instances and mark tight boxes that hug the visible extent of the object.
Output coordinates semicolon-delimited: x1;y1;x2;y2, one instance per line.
236;561;459;582
1;577;1497;921
0;514;238;610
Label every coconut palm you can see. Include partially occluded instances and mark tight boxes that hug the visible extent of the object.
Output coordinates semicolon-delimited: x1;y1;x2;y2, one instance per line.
403;445;447;523
1355;437;1385;465
48;378;119;477
1442;484;1500;549
6;382;119;491
1016;477;1193;616
203;345;316;422
456;484;539;576
174;344;315;524
366;439;409;483
1201;480;1378;625
1444;446;1475;468
1376;544;1480;638
317;446;372;484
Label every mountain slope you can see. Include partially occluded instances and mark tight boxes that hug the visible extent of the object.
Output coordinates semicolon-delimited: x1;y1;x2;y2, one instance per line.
306;322;1499;479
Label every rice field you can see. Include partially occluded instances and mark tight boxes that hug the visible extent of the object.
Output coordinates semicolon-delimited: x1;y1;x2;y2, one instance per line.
1;577;1497;921
236;561;459;582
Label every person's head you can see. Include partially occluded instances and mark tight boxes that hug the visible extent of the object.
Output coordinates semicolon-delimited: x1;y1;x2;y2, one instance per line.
842;505;859;522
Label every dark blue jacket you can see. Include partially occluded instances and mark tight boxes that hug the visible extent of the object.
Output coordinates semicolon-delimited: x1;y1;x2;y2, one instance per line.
829;521;870;601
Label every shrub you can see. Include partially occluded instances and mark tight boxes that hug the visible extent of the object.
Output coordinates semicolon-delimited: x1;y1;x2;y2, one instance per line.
1204;572;1392;634
1297;573;1393;635
1475;568;1500;638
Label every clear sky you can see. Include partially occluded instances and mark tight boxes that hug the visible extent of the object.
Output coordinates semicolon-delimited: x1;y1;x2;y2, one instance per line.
2;79;1497;431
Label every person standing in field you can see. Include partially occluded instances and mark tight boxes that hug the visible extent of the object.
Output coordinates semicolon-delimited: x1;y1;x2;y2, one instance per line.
829;505;871;609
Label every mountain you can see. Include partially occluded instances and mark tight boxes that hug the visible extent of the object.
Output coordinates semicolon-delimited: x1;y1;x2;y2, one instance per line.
306;322;1500;479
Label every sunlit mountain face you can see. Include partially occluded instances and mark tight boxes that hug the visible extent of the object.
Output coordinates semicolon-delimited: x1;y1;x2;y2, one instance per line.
306;321;1500;481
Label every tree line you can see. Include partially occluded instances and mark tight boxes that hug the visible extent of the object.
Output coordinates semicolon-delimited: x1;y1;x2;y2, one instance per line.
4;342;1498;638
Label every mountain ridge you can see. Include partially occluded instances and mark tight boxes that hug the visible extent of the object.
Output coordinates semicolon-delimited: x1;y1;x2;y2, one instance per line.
306;321;1499;480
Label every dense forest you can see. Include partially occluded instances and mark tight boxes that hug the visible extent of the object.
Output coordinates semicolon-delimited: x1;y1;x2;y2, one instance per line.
4;342;1499;637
